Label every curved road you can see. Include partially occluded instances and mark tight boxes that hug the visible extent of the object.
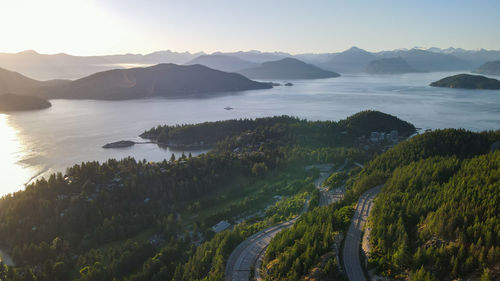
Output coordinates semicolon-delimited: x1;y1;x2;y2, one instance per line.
224;218;297;281
342;185;383;281
225;163;345;281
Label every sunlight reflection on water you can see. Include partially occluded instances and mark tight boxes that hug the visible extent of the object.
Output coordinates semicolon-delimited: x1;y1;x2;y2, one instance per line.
0;114;36;196
3;72;500;196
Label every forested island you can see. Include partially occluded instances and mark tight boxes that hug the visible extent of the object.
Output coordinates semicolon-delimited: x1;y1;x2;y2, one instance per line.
430;74;500;89
102;141;135;149
0;94;51;112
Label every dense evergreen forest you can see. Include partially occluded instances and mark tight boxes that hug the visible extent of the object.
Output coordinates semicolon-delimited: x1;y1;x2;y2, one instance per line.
140;110;416;148
354;129;500;280
2;110;498;281
0;110;413;281
369;153;500;280
261;128;500;281
262;202;353;280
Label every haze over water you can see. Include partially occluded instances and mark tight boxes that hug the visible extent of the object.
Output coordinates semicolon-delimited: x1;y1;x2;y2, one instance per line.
2;71;500;196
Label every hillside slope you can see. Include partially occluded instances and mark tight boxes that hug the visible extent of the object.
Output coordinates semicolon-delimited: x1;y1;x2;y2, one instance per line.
473;60;500;76
239;58;340;79
40;63;273;100
365;57;419;74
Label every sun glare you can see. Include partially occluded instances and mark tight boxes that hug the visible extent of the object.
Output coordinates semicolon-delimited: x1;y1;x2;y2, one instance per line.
0;114;32;195
0;0;137;55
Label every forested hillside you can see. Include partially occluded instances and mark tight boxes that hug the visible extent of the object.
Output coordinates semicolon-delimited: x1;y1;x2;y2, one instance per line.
261;129;500;281
262;203;353;280
369;152;500;280
346;128;500;199
352;129;500;280
0;111;412;281
141;110;416;148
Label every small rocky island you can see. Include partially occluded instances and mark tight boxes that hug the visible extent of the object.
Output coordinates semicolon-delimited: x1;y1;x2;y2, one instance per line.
0;94;51;112
102;140;135;149
430;74;500;90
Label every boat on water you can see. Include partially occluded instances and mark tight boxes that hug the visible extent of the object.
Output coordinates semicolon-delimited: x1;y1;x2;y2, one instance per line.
224;107;233;110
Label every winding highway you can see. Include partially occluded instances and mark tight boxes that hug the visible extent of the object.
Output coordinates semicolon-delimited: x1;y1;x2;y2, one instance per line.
225;163;345;281
224;218;297;281
342;185;383;281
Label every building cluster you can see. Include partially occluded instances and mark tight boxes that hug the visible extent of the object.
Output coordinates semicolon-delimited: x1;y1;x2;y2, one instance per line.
369;130;399;143
212;220;231;233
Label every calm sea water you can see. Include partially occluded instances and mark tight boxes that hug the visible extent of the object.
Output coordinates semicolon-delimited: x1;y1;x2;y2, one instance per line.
2;71;500;195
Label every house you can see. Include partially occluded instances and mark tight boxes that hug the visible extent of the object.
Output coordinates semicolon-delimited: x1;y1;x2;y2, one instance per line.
389;130;399;142
212;220;231;233
149;234;165;247
370;132;380;142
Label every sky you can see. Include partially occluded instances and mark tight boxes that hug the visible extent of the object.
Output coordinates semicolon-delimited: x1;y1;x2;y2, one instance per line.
0;0;499;56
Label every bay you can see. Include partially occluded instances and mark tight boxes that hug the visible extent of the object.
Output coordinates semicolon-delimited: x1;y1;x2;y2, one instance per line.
2;71;500;195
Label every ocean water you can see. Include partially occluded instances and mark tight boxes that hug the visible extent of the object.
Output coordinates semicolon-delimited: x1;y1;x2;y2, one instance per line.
2;71;500;195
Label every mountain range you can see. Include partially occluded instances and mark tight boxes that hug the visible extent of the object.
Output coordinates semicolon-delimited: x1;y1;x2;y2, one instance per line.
365;57;419;74
185;54;258;73
377;49;470;72
0;50;203;80
320;47;376;73
1;47;500;80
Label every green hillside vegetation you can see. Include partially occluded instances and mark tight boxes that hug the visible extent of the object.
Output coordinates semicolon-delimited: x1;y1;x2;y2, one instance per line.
261;129;500;281
430;74;500;90
262;203;353;281
346;128;499;199
338;110;415;137
0;111;413;281
142;110;416;149
369;152;500;280
343;128;500;280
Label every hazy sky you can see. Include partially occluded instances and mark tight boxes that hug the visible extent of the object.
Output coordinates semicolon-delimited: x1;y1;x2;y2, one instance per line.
1;0;499;55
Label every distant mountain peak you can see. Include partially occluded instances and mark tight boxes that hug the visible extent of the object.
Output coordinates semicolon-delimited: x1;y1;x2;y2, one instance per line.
16;49;39;55
345;46;367;53
239;57;339;79
264;57;305;65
